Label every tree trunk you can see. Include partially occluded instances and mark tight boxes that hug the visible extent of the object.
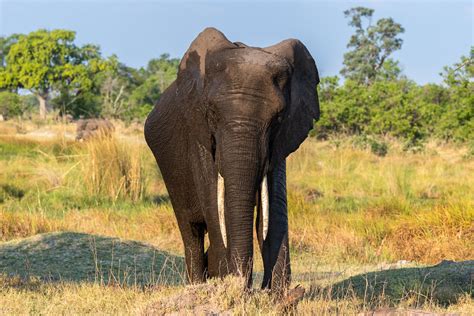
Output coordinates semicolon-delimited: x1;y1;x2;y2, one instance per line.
36;94;48;120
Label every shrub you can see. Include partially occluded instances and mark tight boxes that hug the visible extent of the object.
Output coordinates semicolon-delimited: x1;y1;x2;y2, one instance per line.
351;135;389;156
314;76;472;145
0;91;22;119
370;139;388;157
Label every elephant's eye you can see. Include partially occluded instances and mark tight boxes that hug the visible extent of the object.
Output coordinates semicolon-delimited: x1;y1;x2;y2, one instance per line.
209;59;226;73
273;72;288;89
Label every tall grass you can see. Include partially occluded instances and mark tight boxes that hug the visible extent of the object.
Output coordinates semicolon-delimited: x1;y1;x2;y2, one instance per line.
0;129;473;263
286;137;474;263
79;134;147;202
0;126;473;314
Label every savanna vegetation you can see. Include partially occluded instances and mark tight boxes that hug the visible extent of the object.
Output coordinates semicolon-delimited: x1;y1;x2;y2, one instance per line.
0;6;472;315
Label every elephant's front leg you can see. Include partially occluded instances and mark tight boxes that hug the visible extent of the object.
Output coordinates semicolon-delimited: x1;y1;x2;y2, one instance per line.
260;160;291;295
176;218;207;283
190;143;229;278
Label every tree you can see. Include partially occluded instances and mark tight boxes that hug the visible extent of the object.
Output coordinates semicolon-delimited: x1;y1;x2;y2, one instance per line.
441;47;473;88
97;55;145;119
0;29;108;119
145;53;179;92
341;7;405;85
0;34;20;69
125;54;179;119
436;47;474;141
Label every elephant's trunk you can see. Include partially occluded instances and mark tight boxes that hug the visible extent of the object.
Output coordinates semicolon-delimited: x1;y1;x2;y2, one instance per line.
219;173;269;249
216;126;264;284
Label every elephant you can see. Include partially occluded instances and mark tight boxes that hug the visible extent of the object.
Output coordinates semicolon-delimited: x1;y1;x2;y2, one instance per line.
76;118;115;141
144;27;319;295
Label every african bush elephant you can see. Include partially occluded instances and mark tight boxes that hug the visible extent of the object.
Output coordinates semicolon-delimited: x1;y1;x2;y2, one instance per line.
76;118;115;141
145;28;319;295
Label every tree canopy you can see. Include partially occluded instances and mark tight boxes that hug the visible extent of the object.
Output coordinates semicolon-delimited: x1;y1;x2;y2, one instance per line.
0;30;180;120
341;7;405;85
0;29;110;118
0;8;471;147
316;48;473;144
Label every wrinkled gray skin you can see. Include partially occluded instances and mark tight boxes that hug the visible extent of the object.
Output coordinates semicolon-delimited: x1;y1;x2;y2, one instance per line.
76;119;115;141
145;28;319;295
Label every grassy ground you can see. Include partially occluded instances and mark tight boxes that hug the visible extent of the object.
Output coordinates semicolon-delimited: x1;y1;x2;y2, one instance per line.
0;121;473;314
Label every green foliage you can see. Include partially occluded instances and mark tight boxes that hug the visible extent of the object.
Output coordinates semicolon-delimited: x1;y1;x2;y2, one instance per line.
0;29;110;118
51;90;102;118
145;53;180;91
0;29;180;121
315;46;473;146
97;53;179;121
436;48;474;141
96;56;143;119
0;22;470;145
352;135;389;157
0;91;22;118
0;92;36;119
1;30;101;91
0;34;21;68
125;54;179;121
341;7;405;85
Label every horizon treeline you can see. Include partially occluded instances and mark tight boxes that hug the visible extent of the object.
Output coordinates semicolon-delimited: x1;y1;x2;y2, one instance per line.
0;7;472;146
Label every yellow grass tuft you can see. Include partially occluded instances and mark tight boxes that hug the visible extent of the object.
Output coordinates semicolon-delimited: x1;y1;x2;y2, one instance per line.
79;134;147;202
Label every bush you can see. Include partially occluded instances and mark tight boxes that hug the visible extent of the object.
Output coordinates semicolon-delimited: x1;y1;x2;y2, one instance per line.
370;139;388;157
315;75;473;145
351;135;389;156
0;91;22;119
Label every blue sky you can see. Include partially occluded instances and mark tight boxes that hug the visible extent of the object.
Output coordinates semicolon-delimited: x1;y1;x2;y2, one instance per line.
0;0;472;84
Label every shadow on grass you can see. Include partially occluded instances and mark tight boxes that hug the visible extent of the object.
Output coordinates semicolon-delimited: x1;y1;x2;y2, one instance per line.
152;194;171;206
0;232;185;287
313;260;473;306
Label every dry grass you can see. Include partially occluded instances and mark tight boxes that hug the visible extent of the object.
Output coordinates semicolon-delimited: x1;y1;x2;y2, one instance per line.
287;138;474;263
0;122;473;314
1;274;472;315
1;127;473;262
80;134;147;202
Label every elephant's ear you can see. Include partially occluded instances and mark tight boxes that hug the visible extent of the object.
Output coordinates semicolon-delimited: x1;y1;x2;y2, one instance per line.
177;28;235;94
263;39;320;164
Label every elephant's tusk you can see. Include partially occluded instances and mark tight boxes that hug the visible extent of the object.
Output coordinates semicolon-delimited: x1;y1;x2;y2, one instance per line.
217;172;227;248
262;174;269;240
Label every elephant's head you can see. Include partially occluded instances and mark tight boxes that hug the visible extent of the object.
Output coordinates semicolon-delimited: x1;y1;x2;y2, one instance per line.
176;28;319;278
